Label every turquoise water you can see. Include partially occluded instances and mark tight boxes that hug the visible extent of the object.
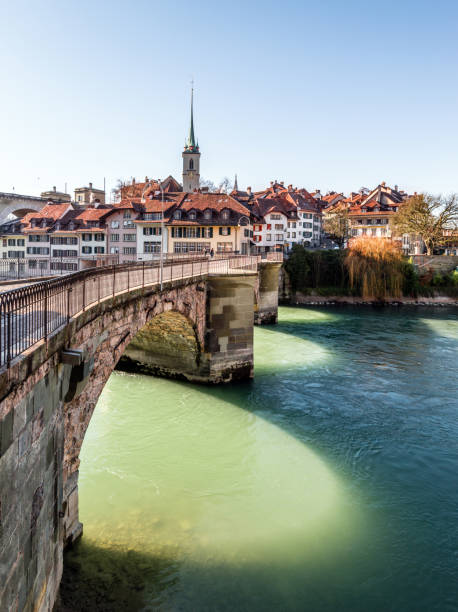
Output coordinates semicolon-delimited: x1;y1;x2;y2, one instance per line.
60;306;458;611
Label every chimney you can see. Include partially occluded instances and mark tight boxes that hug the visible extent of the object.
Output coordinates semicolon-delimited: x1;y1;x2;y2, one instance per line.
394;184;398;191
280;181;284;186
247;186;252;195
53;186;56;192
132;178;136;185
145;176;148;183
287;184;293;191
89;182;93;189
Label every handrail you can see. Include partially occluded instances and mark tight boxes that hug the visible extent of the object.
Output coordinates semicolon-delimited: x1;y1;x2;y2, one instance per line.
0;255;260;369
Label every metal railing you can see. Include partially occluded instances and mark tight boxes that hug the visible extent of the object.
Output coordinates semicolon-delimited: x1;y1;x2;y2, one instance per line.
0;255;258;369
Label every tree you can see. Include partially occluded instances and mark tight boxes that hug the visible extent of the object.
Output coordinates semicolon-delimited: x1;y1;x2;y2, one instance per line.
323;207;350;248
199;177;217;192
199;177;234;193
345;236;404;299
111;178;125;203
392;193;458;255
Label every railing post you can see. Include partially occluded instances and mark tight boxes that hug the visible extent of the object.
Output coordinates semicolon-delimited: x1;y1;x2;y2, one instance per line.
6;309;11;367
67;287;72;323
43;284;48;341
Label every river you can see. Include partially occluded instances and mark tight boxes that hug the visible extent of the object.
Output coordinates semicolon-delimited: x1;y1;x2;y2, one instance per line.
59;306;458;612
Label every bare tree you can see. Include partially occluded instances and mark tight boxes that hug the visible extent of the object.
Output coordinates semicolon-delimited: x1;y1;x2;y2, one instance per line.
111;178;125;203
218;177;234;194
323;207;350;248
392;193;458;255
199;177;217;192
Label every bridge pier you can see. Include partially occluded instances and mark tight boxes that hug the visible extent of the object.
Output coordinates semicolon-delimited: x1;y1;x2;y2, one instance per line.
120;273;257;383
254;262;282;325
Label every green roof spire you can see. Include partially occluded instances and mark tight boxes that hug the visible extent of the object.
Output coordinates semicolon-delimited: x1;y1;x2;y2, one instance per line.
185;85;198;152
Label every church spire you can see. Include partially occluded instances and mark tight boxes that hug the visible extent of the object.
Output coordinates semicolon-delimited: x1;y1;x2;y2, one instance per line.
185;85;198;152
234;173;238;191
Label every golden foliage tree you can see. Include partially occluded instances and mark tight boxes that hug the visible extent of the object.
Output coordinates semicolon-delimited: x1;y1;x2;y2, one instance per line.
345;237;404;299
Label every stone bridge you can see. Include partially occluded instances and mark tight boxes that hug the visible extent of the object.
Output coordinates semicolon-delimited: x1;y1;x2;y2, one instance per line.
0;254;282;611
0;193;47;224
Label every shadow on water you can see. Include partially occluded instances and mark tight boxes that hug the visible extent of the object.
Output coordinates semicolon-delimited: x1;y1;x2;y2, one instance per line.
57;305;458;612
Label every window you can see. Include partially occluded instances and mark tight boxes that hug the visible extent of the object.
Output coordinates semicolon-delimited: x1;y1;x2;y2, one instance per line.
188;210;196;220
189;158;194;170
202;227;213;238
271;214;281;220
123;211;131;219
110;247;119;254
244;229;250;237
204;209;212;220
8;250;25;258
174;210;181;219
29;235;49;242
27;247;49;255
144;212;162;221
123;247;136;255
17;239;25;246
266;235;272;241
274;224;284;230
292;232;296;238
94;247;105;254
219;227;231;236
275;234;283;241
143;227;161;236
8;239;16;246
94;233;104;241
124;234;136;242
51;236;78;245
53;249;78;257
50;262;77;271
111;221;119;229
2;239;6;247
217;242;233;252
82;246;92;254
144;242;161;253
221;209;230;220
111;234;120;242
82;233;93;241
173;242;210;253
123;220;135;228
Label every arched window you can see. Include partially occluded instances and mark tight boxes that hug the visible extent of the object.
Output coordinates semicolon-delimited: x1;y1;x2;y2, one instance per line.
204;209;212;220
189;158;194;170
188;210;196;220
221;209;230;220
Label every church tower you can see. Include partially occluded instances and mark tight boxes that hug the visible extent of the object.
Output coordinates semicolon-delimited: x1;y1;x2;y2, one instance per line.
182;87;201;192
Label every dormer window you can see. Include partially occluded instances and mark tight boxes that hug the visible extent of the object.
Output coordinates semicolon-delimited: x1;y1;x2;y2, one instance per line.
41;219;46;228
69;222;75;231
55;222;61;231
188;210;196;220
174;210;181;220
221;209;230;220
204;209;212;220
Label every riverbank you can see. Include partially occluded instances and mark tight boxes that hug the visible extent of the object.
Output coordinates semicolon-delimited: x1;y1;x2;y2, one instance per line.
286;292;458;307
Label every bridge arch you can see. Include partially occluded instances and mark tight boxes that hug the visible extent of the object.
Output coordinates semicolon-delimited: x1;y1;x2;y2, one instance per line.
0;259;280;612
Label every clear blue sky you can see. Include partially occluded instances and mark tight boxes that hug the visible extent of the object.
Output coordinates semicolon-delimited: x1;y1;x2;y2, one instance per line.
1;0;457;199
